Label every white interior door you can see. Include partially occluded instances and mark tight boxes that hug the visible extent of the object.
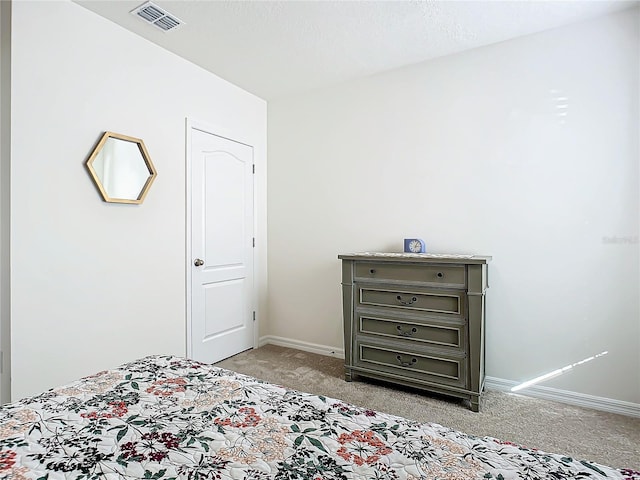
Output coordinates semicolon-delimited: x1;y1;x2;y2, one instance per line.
189;127;254;363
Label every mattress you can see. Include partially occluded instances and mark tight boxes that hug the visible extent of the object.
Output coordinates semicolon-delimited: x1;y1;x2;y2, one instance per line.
0;355;636;479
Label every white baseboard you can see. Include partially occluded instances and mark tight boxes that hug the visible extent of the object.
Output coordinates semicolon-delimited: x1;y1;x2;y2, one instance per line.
256;337;639;418
485;376;640;418
259;335;344;359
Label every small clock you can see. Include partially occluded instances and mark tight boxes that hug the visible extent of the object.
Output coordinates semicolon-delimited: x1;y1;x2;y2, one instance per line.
404;238;426;253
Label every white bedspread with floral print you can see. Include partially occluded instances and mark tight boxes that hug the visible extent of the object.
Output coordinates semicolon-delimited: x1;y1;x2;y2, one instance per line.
0;355;637;480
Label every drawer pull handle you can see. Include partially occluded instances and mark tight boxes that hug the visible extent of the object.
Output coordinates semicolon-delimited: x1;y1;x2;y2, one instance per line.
396;355;417;367
396;295;418;306
369;269;376;274
396;325;418;337
437;272;444;278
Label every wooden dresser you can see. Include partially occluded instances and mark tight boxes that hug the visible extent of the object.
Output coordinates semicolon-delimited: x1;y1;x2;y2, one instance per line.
338;252;491;411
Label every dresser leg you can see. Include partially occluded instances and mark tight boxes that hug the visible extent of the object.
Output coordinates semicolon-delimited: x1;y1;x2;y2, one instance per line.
470;395;480;412
345;369;357;382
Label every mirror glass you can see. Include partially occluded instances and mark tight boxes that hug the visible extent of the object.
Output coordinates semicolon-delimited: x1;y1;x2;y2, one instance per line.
86;132;157;204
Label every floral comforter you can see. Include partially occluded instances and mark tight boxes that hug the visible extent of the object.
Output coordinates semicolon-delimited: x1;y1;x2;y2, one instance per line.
0;355;637;480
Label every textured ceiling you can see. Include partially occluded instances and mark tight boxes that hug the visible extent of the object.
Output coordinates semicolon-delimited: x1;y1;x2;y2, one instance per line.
76;0;638;100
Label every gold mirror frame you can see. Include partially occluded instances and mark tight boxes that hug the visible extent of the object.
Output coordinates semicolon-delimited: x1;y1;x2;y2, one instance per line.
86;131;157;204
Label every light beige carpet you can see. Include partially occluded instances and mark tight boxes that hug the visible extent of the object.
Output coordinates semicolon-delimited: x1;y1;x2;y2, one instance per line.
216;344;640;471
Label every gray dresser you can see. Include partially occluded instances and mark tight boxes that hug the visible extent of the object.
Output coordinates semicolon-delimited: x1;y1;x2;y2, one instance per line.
339;252;491;411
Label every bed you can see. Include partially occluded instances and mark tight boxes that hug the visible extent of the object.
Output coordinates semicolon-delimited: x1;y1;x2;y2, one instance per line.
0;355;637;480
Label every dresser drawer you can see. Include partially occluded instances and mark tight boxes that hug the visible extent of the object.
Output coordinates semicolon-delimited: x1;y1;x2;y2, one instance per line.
358;286;463;316
356;342;467;388
355;262;465;288
358;314;465;351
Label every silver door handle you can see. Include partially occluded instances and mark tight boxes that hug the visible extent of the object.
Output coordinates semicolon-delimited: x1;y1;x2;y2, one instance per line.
194;258;204;267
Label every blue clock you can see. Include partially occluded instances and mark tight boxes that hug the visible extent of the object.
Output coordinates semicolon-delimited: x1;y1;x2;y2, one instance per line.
404;238;426;253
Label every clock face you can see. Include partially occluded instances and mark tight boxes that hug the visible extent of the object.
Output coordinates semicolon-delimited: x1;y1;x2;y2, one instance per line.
409;239;423;253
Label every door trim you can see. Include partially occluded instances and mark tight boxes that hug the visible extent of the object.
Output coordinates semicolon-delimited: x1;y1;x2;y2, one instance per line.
185;118;258;359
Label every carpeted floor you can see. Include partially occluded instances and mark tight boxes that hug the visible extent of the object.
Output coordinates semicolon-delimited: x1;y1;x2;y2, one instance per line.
216;344;640;471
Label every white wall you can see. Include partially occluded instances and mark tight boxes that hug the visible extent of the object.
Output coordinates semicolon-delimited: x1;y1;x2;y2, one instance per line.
10;1;267;400
268;9;639;404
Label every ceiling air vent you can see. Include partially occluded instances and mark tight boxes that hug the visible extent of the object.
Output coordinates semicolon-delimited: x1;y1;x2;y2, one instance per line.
131;2;184;32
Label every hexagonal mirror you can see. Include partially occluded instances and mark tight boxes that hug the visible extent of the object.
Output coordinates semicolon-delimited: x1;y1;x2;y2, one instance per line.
86;132;157;204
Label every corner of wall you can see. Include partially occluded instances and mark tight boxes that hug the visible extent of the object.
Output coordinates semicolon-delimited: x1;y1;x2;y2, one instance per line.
0;0;12;404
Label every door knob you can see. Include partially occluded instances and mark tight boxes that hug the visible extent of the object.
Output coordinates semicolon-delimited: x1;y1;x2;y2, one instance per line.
194;258;204;267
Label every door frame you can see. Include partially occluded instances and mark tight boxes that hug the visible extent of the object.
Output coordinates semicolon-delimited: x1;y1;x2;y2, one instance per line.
185;118;259;359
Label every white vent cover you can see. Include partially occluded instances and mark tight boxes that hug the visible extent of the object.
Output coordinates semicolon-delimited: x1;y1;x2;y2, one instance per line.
131;2;184;32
